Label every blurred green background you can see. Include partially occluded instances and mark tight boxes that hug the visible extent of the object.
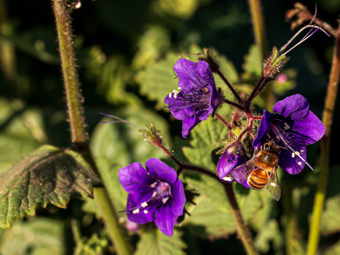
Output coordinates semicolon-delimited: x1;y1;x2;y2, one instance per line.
0;0;340;254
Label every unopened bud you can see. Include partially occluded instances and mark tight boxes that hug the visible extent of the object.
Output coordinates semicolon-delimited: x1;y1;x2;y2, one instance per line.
263;47;289;78
139;123;163;148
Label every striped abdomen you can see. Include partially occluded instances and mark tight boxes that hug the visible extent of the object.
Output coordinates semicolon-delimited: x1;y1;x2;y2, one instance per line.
247;168;269;190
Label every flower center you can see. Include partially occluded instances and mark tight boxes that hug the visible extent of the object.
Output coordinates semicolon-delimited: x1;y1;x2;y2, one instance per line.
131;181;172;215
169;86;211;112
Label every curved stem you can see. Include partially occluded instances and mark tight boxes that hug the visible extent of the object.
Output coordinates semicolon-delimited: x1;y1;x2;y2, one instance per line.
307;24;340;255
224;184;259;255
215;113;229;128
216;69;242;103
52;1;132;254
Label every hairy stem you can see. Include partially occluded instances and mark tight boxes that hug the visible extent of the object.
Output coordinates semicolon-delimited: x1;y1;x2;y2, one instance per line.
224;184;259;255
53;0;87;144
52;1;132;254
307;24;340;255
216;69;242;103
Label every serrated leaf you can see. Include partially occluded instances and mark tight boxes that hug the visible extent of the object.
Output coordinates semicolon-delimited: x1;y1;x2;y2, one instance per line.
254;220;283;254
135;230;186;255
1;218;65;255
136;53;179;108
179;117;263;237
242;45;262;78
0;145;99;228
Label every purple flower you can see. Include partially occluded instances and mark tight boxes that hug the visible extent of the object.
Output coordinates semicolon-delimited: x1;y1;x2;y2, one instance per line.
253;94;325;175
217;144;249;187
118;158;186;236
164;59;222;138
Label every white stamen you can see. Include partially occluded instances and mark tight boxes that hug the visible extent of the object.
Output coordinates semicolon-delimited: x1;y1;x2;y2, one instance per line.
150;182;157;188
223;175;233;182
168;93;172;98
152;191;157;197
143;210;149;214
162;197;169;204
298;162;302;166
141;202;148;208
295;151;300;156
133;209;140;214
291;153;295;158
283;123;290;130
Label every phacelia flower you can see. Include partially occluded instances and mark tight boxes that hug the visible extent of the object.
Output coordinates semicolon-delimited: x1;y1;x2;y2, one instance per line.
118;158;186;236
164;58;222;138
253;94;325;174
217;144;249;187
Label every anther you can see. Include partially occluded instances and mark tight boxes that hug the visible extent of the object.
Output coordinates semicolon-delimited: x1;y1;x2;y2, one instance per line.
291;153;295;158
143;210;149;214
141;202;148;208
162;197;169;204
133;209;140;214
223;175;233;182
150;182;157;188
298;162;302;166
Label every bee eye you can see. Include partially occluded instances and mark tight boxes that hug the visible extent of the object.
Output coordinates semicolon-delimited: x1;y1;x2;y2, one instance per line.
264;144;271;151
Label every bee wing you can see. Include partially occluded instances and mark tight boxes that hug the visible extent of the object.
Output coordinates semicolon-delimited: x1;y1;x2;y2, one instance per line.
265;168;281;201
228;160;255;184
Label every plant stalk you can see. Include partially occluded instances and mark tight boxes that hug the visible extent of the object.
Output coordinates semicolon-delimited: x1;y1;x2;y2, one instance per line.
224;184;259;255
306;24;340;255
52;1;132;254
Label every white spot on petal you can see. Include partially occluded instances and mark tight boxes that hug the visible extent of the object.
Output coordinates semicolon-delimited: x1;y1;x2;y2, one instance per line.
223;175;233;182
150;182;157;188
162;197;169;204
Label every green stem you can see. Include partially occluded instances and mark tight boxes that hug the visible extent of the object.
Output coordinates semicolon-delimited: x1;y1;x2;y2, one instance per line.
283;185;297;255
248;0;275;109
306;24;340;255
224;184;259;255
53;0;87;144
52;1;132;254
0;0;17;94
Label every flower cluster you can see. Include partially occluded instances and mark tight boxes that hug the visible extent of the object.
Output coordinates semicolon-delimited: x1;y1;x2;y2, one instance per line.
217;94;326;184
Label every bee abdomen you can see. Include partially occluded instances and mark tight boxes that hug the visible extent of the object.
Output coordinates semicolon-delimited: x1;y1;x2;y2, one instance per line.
247;169;268;190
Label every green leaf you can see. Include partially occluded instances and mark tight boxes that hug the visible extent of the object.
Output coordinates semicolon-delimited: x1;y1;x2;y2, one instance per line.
136;53;179;108
254;220;283;254
321;166;340;235
0;145;99;228
74;232;109;255
242;45;262;78
179;117;263;237
324;239;340;255
135;230;186;255
1;218;65;255
88;107;170;214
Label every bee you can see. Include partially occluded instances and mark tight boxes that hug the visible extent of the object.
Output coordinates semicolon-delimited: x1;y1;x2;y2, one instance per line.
228;140;282;200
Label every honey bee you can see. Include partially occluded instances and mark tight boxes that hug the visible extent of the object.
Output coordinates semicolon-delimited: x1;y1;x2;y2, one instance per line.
228;140;282;200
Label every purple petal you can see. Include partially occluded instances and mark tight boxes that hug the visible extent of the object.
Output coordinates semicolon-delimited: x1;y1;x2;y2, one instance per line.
278;146;307;174
154;205;177;236
181;116;200;138
229;164;251;188
164;93;196;120
217;145;248;181
273;94;309;120
170;180;186;216
292;110;325;145
253;110;276;149
173;59;215;93
119;162;152;194
126;194;154;224
145;158;177;184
